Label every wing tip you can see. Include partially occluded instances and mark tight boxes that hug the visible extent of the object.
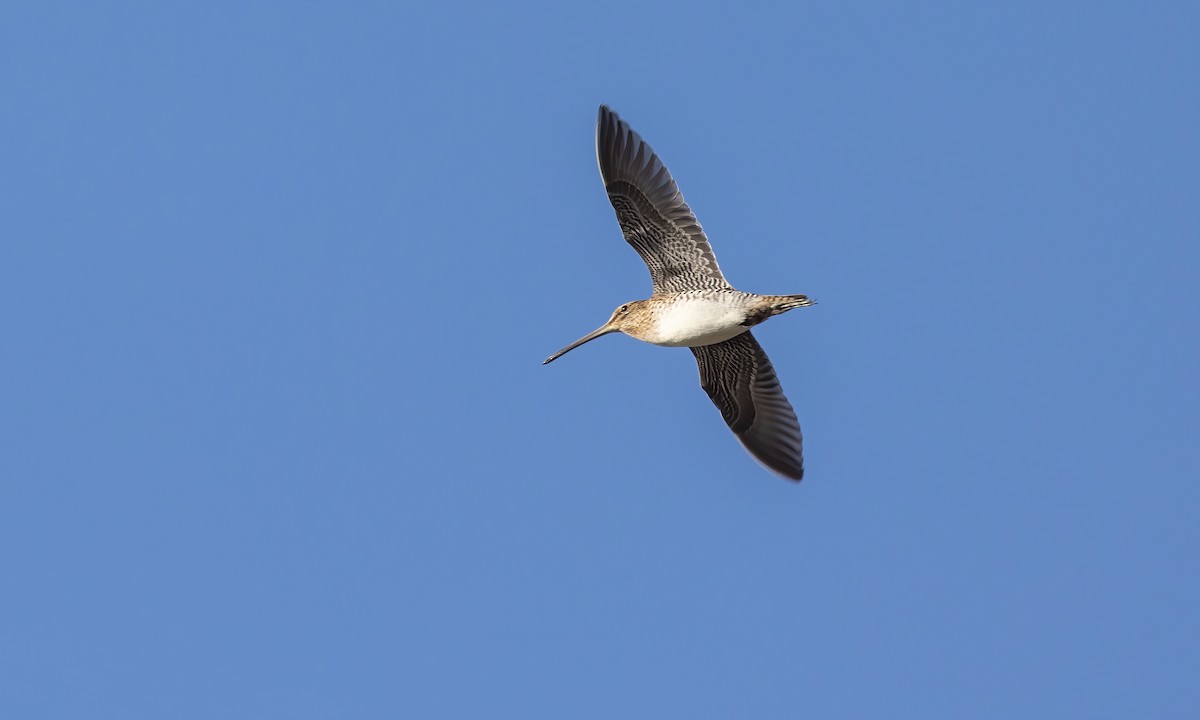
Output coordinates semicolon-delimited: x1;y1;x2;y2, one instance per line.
744;441;805;482
597;104;618;135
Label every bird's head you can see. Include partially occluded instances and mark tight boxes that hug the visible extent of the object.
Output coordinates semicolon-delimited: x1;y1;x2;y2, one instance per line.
543;301;648;364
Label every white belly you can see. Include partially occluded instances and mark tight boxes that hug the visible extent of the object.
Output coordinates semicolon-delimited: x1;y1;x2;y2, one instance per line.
647;297;749;347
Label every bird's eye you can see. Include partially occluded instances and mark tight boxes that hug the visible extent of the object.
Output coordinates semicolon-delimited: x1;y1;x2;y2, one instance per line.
619;305;629;313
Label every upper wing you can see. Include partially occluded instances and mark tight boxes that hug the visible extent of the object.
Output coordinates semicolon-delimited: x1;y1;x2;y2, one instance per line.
691;331;804;481
596;105;732;294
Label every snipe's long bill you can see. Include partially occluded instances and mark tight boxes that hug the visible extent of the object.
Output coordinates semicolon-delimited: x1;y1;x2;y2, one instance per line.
544;106;816;482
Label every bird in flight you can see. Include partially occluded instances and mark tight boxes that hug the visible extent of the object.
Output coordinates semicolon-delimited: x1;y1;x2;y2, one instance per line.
544;106;815;481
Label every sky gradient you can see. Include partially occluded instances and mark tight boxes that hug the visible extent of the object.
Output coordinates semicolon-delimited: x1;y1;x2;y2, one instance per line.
3;1;1198;717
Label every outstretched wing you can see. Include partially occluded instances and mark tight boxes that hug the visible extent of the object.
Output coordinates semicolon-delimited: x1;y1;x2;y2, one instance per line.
691;331;804;481
596;105;731;294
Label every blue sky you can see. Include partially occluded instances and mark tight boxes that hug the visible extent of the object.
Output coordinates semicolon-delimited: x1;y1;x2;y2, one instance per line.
2;1;1198;717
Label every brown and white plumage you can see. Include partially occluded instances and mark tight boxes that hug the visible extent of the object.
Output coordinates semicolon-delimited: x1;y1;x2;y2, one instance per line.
545;105;814;482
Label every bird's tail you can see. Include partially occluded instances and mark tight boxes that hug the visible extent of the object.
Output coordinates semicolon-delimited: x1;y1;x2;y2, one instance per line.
771;294;816;312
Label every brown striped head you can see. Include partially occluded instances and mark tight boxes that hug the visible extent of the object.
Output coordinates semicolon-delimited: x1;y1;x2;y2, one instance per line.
543;301;649;364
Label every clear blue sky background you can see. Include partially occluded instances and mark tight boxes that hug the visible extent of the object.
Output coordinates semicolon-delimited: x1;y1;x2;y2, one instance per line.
2;1;1197;717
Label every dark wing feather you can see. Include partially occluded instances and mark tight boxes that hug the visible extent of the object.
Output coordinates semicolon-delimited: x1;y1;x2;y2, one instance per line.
596;105;731;294
691;332;804;481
